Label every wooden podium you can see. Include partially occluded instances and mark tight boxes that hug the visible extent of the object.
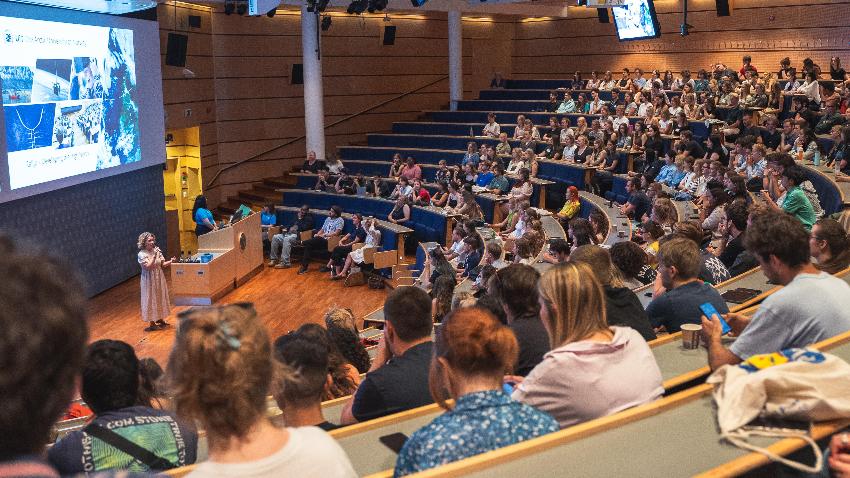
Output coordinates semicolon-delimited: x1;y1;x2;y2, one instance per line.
171;212;264;305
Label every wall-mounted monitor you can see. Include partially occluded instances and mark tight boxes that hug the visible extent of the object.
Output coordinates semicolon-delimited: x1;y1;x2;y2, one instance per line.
611;0;661;41
0;3;164;203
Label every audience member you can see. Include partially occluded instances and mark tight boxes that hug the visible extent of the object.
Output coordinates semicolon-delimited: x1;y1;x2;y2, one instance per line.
570;245;656;341
0;239;88;476
341;287;434;424
273;324;344;430
704;212;850;370
325;308;372;375
169;303;356;476
49;340;197;474
512;262;663;428
394;308;558;477
673;220;731;284
811;218;850;274
138;357;169;410
298;205;344;274
646;237;729;333
431;275;456;323
610;240;657;288
489;264;550;376
269;205;314;269
714;199;758;276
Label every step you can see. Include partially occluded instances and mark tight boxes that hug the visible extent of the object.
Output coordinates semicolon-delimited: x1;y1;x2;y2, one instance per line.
457;99;552;112
505;79;574;89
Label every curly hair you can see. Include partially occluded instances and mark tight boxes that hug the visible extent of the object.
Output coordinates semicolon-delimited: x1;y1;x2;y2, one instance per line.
137;232;154;250
285;323;357;401
325;320;371;375
610;241;650;279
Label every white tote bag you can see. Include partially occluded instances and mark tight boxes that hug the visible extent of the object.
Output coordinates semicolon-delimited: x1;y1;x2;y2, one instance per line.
707;348;850;473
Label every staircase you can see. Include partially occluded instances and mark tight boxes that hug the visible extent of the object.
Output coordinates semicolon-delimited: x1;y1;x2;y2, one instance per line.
215;175;294;216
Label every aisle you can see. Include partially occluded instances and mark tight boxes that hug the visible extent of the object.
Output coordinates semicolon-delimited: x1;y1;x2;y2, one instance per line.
87;265;389;365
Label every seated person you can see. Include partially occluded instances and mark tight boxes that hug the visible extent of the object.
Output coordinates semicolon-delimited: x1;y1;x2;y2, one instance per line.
368;176;392;198
390;177;414;200
487;164;511;194
475;162;495;188
313;169;332;191
570;246;657;341
334;217;383;279
557;186;581;223
483;112;501;137
169;304;356;476
760;165;816;231
273;324;348;430
646;237;729;333
324;213;367;278
459;234;483;278
811;218;850;274
673;220;731;285
269;204;314;268
489;264;550;376
511;262;664;428
542;238;571;264
301;150;326;173
713;199;758;276
341;287;434;424
411;179;431;205
394;308;558;477
298;205;344;274
49;340;197;474
620;177;652;222
610;240;657;289
0;241;88;476
333;168;354;195
704;212;850;370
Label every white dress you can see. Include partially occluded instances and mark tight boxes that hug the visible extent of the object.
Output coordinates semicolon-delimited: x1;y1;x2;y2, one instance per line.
349;229;382;264
138;249;171;323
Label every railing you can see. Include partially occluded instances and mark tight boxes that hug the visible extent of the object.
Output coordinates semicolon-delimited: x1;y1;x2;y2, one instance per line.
207;75;450;187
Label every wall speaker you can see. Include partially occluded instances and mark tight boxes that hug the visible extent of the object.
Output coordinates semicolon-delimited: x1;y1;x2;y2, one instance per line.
715;0;732;16
382;25;397;45
597;8;610;23
291;63;304;85
165;33;189;67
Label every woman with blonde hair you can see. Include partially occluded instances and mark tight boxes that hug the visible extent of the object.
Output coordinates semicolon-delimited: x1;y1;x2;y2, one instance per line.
511;263;663;428
394;308;558;476
137;232;174;331
168;303;356;477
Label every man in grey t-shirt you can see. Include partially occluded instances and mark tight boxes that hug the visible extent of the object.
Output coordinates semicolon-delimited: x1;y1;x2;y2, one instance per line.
703;212;850;371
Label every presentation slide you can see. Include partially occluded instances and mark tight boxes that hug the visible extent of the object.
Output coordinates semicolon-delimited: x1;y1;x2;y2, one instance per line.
0;3;164;203
612;0;660;41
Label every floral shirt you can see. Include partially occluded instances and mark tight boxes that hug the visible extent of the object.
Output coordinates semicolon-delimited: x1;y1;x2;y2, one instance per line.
393;390;558;477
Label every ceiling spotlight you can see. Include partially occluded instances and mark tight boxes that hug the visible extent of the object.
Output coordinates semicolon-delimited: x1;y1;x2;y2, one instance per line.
347;0;368;14
321;15;332;31
224;0;235;14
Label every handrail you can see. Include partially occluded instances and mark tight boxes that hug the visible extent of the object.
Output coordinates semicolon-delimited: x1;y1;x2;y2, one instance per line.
207;75;450;187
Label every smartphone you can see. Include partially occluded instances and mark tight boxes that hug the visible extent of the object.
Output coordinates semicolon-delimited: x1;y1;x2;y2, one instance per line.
699;302;731;335
379;432;409;454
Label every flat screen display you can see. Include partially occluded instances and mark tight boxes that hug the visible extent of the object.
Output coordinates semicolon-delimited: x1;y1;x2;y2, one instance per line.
0;3;164;202
612;0;661;41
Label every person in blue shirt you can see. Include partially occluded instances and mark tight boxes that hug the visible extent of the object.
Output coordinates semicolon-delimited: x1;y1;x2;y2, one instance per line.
487;164;510;194
261;204;276;228
663;157;687;188
192;195;217;236
393;307;558;477
462;142;480;169
298;205;345;274
653;152;678;186
475;162;495;188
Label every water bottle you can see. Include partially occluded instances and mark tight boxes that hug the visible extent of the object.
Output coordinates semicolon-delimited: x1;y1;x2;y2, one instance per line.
813;151;820;167
469;126;474;138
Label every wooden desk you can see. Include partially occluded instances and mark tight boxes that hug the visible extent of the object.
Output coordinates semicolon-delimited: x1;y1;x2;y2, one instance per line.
170;213;263;305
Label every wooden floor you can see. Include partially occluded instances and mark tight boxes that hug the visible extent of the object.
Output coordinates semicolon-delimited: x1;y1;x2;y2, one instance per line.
88;265;389;365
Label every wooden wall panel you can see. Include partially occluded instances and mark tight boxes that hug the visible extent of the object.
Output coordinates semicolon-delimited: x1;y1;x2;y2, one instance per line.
512;0;850;77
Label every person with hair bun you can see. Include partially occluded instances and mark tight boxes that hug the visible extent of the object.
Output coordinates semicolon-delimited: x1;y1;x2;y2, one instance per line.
137;232;174;331
168;303;356;477
324;308;371;375
393;308;558;477
512;263;663;428
810;218;850;274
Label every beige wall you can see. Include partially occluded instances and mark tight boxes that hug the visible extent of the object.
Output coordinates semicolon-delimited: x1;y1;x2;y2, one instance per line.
512;0;850;78
160;5;514;207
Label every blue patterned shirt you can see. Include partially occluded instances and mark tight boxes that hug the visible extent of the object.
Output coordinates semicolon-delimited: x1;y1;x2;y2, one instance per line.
393;390;559;477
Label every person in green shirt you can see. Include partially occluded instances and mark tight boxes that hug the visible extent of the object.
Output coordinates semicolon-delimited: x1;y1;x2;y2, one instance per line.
761;164;816;231
487;164;511;194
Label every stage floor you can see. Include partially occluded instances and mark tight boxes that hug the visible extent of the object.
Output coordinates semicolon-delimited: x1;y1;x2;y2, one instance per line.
87;265;388;365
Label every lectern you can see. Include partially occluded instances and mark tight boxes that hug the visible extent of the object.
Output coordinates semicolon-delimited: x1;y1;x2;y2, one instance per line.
171;212;264;305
